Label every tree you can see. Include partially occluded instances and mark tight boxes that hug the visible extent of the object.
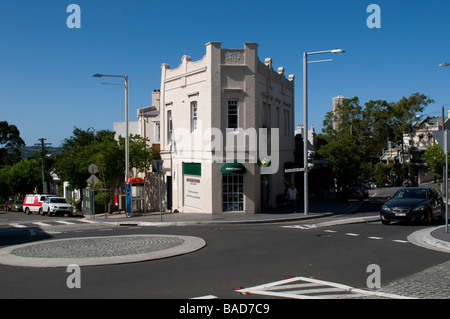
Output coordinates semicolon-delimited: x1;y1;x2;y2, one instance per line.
0;157;43;200
423;144;445;180
317;133;364;194
53;128;160;212
0;121;25;167
60;127;96;152
319;93;434;185
120;134;159;174
390;93;435;144
54;128;122;191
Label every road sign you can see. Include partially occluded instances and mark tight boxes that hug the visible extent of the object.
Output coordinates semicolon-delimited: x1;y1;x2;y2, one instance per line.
312;159;329;164
87;163;100;186
153;160;164;173
87;175;100;186
432;130;450;152
88;163;99;175
284;168;305;173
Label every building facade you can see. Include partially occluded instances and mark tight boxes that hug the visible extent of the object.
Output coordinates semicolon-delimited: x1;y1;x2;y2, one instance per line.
332;95;347;130
137;89;161;148
156;42;295;214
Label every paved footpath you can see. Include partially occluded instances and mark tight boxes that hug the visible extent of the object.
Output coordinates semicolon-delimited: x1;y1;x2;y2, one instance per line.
374;260;450;299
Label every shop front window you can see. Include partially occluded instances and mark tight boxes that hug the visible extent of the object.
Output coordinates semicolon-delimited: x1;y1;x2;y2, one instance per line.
222;174;244;212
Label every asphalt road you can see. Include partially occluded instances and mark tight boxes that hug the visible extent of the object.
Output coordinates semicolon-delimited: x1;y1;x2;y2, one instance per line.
0;187;448;306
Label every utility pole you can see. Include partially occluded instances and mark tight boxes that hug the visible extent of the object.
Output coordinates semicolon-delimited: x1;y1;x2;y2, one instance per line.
35;138;51;194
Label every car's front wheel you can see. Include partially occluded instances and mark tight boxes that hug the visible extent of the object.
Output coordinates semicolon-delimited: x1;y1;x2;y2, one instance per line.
380;214;390;225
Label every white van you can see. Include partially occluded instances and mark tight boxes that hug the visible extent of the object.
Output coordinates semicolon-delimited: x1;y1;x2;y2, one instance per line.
23;194;56;215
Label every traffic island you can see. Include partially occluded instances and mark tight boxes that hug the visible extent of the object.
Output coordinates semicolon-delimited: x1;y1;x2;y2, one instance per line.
0;234;206;267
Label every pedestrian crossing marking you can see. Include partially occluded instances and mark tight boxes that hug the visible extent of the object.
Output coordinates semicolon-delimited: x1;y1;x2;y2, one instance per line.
9;223;27;228
78;219;98;224
4;219;99;229
32;222;52;227
55;220;76;225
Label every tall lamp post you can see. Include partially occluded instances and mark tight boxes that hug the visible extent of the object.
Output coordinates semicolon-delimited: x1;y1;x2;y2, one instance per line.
439;62;449;233
92;74;130;182
303;49;345;215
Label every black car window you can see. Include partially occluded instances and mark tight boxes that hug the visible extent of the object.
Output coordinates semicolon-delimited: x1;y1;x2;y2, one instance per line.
394;189;427;199
51;198;67;203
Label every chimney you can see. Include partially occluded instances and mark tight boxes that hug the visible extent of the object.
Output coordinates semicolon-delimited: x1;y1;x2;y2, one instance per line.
152;90;160;109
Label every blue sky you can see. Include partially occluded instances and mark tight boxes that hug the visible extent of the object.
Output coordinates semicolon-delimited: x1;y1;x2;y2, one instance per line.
1;0;450;147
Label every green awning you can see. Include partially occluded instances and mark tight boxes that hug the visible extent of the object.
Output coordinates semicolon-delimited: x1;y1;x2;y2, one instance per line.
220;162;246;174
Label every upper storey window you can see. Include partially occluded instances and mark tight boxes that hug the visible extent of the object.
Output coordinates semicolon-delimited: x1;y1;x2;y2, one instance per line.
227;100;238;130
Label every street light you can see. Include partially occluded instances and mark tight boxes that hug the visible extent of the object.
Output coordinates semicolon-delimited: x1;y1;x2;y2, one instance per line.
439;62;449;233
303;49;345;215
91;73;130;182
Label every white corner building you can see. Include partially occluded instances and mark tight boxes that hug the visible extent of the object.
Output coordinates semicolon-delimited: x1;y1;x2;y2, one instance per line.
154;42;295;214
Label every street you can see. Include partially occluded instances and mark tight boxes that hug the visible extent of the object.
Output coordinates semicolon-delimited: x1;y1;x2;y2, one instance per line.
0;187;449;303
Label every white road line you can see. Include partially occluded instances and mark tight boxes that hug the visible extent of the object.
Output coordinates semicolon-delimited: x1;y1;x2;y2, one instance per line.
392;239;409;243
368;236;383;240
323;229;337;233
32;222;52;227
191;295;218;299
282;224;317;229
237;276;416;299
280;287;345;295
266;282;321;290
345;233;360;237
9;223;27;228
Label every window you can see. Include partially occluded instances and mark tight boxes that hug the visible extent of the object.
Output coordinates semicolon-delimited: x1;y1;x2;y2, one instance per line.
284;110;289;136
154;122;160;143
191;101;198;132
262;102;271;130
276;106;280;128
227;100;238;130
222;174;244;211
167;110;172;142
262;102;267;128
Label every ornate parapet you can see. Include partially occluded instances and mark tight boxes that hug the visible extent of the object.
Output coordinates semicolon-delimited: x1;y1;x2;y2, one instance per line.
221;49;245;65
